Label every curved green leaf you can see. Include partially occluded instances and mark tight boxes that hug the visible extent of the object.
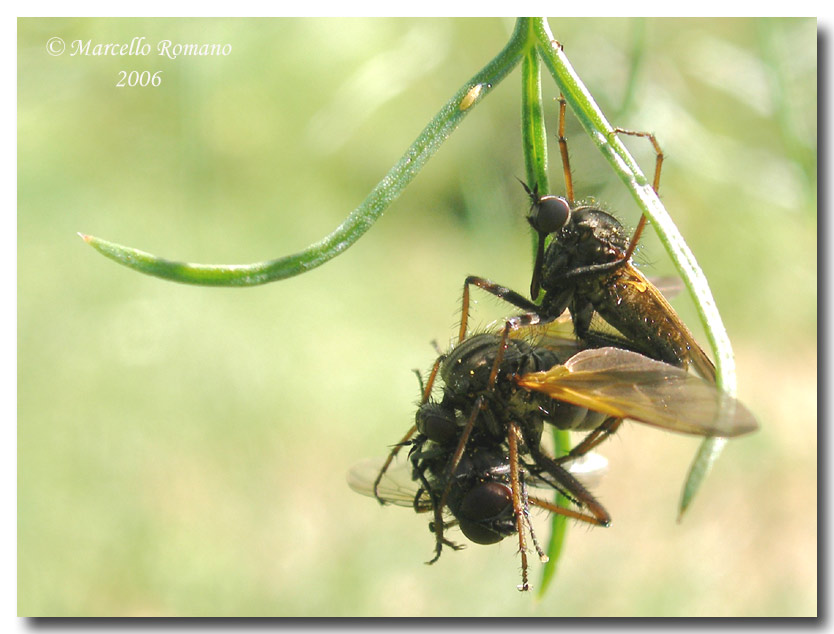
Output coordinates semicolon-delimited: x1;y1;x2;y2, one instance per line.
80;20;531;286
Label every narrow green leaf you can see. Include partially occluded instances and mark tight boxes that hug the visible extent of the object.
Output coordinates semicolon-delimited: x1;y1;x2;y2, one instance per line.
678;437;728;519
80;21;530;286
537;427;573;598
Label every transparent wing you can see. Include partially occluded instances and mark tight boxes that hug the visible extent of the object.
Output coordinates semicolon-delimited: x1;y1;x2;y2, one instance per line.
509;314;581;360
517;347;758;437
521;451;609;497
346;456;432;511
647;275;683;300
348;451;609;507
559;451;608;490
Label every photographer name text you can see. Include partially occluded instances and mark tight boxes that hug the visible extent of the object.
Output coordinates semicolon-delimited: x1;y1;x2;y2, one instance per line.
70;37;232;60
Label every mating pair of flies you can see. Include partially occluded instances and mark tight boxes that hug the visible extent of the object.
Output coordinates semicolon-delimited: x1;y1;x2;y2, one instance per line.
348;97;758;591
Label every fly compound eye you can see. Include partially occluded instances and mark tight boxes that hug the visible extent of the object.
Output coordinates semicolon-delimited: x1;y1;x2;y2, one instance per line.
415;402;458;444
457;481;513;545
529;196;571;235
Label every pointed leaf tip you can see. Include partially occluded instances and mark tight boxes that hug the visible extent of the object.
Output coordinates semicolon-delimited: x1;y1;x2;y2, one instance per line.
78;232;92;243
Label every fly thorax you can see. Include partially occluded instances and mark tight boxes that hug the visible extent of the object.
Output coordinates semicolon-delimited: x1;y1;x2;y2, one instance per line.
441;334;532;397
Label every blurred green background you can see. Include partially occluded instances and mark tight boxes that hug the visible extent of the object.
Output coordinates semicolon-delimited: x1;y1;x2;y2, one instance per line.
18;18;816;616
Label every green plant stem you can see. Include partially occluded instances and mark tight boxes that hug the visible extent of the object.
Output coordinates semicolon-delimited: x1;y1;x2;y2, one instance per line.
518;38;571;594
616;18;647;119
80;20;531;286
531;18;736;517
520;47;549;196
538;426;573;598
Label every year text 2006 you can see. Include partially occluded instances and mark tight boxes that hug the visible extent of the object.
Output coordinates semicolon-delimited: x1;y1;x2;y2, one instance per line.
116;70;163;87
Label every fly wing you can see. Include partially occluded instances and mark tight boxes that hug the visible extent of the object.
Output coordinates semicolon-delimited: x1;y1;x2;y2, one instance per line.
563;451;608;489
524;451;609;492
346;457;432;511
517;347;758;437
350;448;609;510
648;275;684;300
622;263;717;382
506;313;581;361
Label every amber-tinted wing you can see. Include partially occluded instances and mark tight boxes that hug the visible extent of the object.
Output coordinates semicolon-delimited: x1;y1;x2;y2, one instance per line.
516;347;758;437
506;274;686;364
617;263;717;382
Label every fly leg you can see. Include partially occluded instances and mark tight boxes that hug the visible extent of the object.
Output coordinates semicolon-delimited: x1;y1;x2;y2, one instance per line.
526;495;610;526
409;450;464;557
556;94;575;205
527;443;612;527
507;420;531;591
428;392;483;564
609;127;664;260
372;355;444;502
553;417;623;466
459;275;540;342
459;277;560;407
519;476;548;563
